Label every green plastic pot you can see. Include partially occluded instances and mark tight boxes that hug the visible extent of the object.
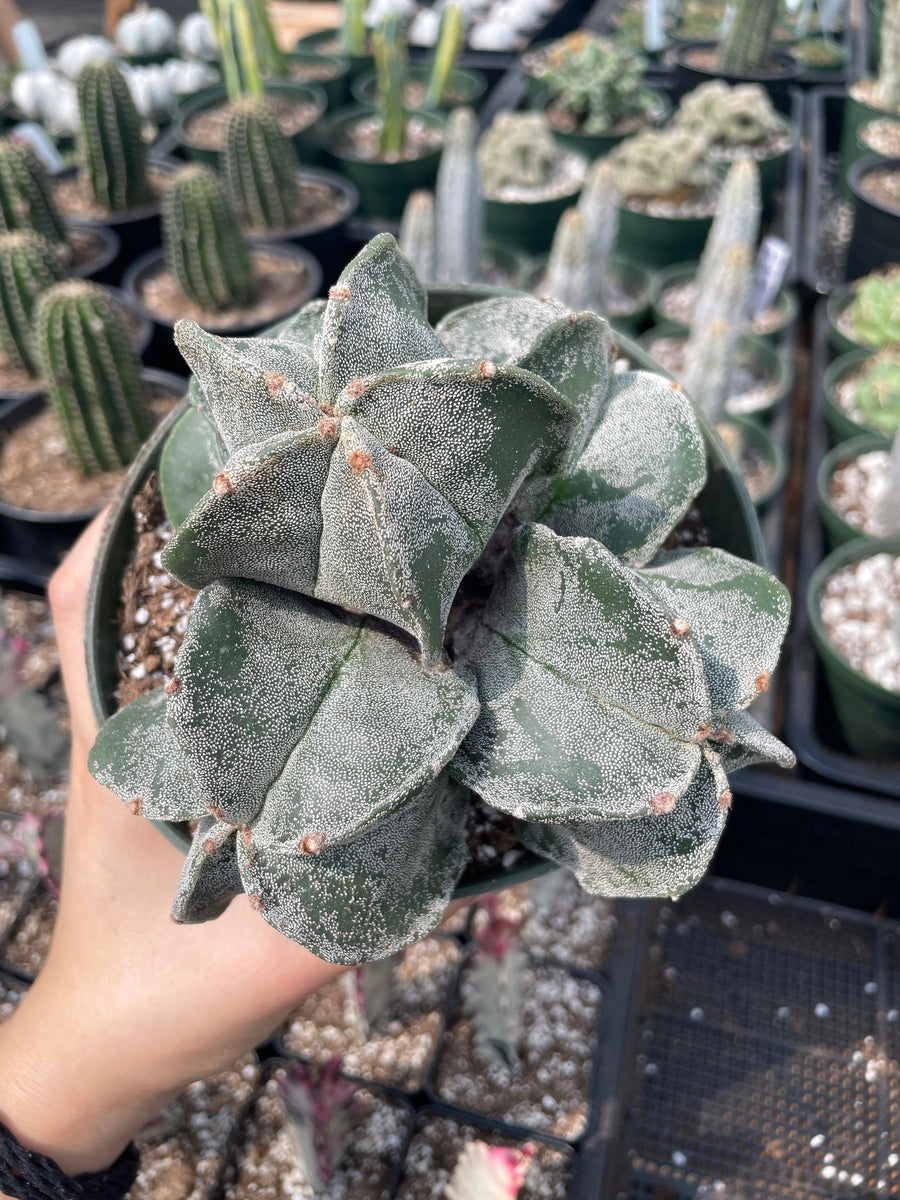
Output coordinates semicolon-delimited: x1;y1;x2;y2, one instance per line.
286;50;351;110
484;177;585;257
817;434;894;550
480;243;533;290
85;311;765;877
839;82;900;195
708;119;796;210
173;81;328;168
294;29;373;80
822;349;898;445
855;116;900;164
616;202;714;270
651;261;799;342
529;256;655;330
538;88;671;162
808;536;900;762
324;106;445;220
722;414;786;511
350;65;487;113
825;282;889;356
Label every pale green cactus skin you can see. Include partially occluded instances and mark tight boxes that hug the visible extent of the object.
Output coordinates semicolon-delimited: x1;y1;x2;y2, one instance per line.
846;267;900;348
89;234;794;965
608;127;715;200
0;140;68;247
854;350;900;435
540;208;594;312
341;0;367;57
163;165;257;312
717;0;780;74
34;280;150;475
577;159;619;309
374;16;407;158
879;0;900;111
435;107;482;285
478;113;562;194
694;157;761;301
675;80;786;148
76;59;149;213
682;243;753;421
0;231;67;376
399;189;436;283
223;96;301;231
425;2;463;108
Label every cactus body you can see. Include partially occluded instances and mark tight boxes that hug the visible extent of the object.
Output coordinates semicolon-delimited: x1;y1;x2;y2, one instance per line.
341;0;367;57
435;107;481;284
694;157;761;302
717;0;780;73
223;96;300;231
682;243;753;420
539;32;653;136
676;80;785;149
478;112;562;194
608;127;714;200
0;232;67;376
880;0;900;111
33;281;150;475
846;267;900;348
540;207;594;311
374;16;407;157
447;1143;535;1200
90;234;794;965
0;140;68;246
854;350;900;435
577;159;620;310
163;165;257;312
425;2;463;108
399;189;436;282
76;59;149;212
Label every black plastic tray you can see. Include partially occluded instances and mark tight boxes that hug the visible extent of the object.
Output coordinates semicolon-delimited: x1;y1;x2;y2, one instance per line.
785;303;900;797
799;86;854;295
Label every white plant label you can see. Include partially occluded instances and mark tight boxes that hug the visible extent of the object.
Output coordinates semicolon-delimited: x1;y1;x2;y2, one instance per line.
748;236;792;318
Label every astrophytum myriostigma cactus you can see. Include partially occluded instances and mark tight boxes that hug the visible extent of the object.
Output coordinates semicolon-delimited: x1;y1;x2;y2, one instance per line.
89;234;794;965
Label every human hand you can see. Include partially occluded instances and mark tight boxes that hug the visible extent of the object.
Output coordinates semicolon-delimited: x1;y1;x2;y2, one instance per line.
0;510;469;1182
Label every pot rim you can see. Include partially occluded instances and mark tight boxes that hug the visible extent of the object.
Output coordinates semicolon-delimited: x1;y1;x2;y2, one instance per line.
173;80;329;152
669;38;804;80
54;164;165;227
816;433;895;546
236;166;359;242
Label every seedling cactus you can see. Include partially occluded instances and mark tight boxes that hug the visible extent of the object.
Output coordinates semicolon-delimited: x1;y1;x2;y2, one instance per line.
471;896;527;1070
0;231;67;377
222;96;300;231
374;15;407;158
538;32;654;136
0;140;68;247
33;280;150;475
446;1141;535;1200
76;59;150;212
90;234;794;965
277;1058;360;1191
425;2;464;108
845;267;900;348
163;164;257;312
717;0;780;74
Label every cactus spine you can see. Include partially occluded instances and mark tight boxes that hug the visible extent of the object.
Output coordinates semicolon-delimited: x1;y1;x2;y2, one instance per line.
163;165;257;312
399;189;436;282
223;96;300;230
879;0;900;111
435;106;481;284
34;281;150;475
694;157;761;300
374;15;407;158
76;59;149;212
0;231;67;376
0;140;68;247
717;0;780;74
682;243;754;420
425;2;463;109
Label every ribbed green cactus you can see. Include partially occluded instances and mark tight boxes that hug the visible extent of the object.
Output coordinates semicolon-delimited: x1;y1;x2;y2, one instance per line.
89;234;793;965
0;140;68;247
0;231;67;377
399;189;436;282
854;350;900;435
682;243;753;420
223;96;301;231
694;157;761;302
717;0;780;73
374;15;407;158
76;59;150;212
539;32;653;136
34;280;150;475
163;165;257;312
425;1;463;108
435;107;481;285
846;267;900;348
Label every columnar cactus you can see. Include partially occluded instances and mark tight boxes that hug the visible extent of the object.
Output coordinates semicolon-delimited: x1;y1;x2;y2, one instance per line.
0;140;68;247
374;15;407;157
222;96;301;231
200;0;286;100
682;243;753;420
717;0;780;74
540;207;594;312
0;231;67;377
694;157;761;302
163;165;257;312
90;234;794;965
33;281;150;475
425;1;463;108
435;107;481;285
76;59;149;212
577;158;620;310
879;0;900;112
399;189;436;282
341;0;368;57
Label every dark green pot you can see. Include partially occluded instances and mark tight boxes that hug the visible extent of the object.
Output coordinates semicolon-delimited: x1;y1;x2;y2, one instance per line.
529;256;655;330
839;82;900;195
484;180;585;256
324;106;445;220
651;261;799;342
287;50;351;110
538;88;671;162
709;119;796;209
774;35;847;75
294;29;373;81
808;536;900;761
85;307;765;878
723;415;786;511
822;349;896;445
616;202;714;270
173;81;328;169
817;434;893;550
350;65;487;113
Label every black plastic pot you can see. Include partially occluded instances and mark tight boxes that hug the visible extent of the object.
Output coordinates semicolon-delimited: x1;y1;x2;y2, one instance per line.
785;304;900;796
67;221;121;284
800;86;847;293
669;40;803;113
0;369;185;566
846;153;900;276
53;165;168;274
121;242;323;375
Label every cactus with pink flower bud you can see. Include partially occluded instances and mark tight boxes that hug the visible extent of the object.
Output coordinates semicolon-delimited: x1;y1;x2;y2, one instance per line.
277;1058;361;1191
446;1140;535;1199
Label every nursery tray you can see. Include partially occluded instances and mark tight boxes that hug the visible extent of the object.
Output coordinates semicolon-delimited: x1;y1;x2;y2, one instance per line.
785;304;900;798
611;876;900;1199
799;87;854;294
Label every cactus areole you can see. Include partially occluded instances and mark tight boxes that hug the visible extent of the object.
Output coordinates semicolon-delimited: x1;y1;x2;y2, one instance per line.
88;235;793;965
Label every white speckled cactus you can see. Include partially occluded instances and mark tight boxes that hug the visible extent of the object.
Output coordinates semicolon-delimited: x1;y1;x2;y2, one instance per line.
89;234;794;965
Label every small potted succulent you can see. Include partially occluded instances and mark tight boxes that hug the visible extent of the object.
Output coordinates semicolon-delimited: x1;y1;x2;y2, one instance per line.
86;234;792;968
856;116;900;163
808;533;900;761
114;4;177;66
478;111;588;255
823;347;900;445
607;125;720;267
841;0;900;185
817;432;896;550
827;265;900;355
326;16;445;221
530;32;670;161
0;279;183;563
294;0;375;81
846;155;900;277
122;164;321;374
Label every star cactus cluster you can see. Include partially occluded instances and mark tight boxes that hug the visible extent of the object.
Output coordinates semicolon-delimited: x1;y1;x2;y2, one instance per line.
89;234;793;965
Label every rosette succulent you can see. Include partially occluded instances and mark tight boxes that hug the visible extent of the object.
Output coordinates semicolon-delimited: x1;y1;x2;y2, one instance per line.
89;234;793;965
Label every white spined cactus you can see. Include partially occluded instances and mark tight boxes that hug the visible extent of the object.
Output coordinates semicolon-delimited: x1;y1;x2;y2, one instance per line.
435;107;482;285
89;234;794;965
539;207;594;311
179;11;218;59
399;188;436;282
116;4;177;56
694;156;761;302
56;35;116;79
